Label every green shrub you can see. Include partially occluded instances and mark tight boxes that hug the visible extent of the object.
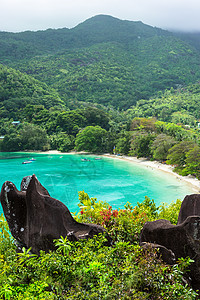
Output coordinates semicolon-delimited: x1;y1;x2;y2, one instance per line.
0;192;198;300
158;199;182;224
76;192;154;243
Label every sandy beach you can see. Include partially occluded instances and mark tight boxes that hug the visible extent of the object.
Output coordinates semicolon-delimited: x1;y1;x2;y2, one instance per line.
102;154;200;193
37;150;200;193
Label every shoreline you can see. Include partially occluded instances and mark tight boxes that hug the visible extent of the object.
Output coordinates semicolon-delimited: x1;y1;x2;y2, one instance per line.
102;154;200;193
28;150;200;193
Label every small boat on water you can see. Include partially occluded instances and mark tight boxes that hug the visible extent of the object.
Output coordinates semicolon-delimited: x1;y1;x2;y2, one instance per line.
22;157;36;164
95;157;102;160
81;158;90;162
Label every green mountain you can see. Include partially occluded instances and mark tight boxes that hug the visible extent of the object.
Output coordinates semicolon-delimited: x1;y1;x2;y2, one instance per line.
0;64;65;119
0;15;170;61
1;15;200;109
174;32;200;51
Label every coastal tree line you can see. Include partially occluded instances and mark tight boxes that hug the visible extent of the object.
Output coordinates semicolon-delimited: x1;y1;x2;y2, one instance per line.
0;102;200;179
1;16;200;298
1;61;200;180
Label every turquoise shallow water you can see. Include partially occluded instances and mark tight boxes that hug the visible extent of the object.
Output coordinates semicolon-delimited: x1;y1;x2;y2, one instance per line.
0;152;195;214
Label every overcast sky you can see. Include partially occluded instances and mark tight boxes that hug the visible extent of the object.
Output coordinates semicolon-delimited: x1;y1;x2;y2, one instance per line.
1;0;200;33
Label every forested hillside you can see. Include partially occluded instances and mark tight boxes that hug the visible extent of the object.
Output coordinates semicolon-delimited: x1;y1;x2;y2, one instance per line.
1;15;200;109
126;83;200;123
0;14;200;173
1;15;200;299
7;37;200;109
0;15;171;61
175;31;200;51
0;64;65;119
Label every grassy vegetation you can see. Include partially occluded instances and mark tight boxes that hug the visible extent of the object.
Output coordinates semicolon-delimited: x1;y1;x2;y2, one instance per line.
0;193;198;299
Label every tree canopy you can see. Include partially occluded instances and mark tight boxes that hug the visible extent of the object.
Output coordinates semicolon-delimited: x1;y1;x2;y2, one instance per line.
75;126;108;153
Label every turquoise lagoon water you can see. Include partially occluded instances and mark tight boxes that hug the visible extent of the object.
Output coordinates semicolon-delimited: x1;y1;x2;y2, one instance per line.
0;152;196;214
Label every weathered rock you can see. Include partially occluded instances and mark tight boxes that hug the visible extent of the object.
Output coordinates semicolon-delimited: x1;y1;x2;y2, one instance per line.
20;175;33;192
140;216;200;290
140;242;176;265
177;194;200;224
1;181;27;245
0;175;110;255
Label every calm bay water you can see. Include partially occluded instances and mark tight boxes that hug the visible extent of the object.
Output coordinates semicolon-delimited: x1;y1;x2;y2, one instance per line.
0;152;195;214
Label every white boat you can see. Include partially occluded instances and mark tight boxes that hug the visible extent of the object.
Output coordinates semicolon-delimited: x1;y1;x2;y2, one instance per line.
81;158;90;162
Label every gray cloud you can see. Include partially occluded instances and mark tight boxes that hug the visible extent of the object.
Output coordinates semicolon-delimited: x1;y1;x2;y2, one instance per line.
1;0;200;32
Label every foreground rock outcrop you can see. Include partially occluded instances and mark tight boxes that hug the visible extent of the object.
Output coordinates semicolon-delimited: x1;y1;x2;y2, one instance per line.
0;175;109;254
177;193;200;224
140;193;200;291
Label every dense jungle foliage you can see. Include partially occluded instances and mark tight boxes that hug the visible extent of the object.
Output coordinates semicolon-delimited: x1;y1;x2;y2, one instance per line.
0;15;183;60
6;37;200;110
0;15;200;179
0;64;65;116
1;14;200;299
1;15;200;109
0;193;198;299
126;83;200;122
0;80;200;178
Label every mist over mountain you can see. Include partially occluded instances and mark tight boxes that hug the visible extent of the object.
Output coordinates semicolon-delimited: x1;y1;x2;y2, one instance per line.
174;31;200;51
